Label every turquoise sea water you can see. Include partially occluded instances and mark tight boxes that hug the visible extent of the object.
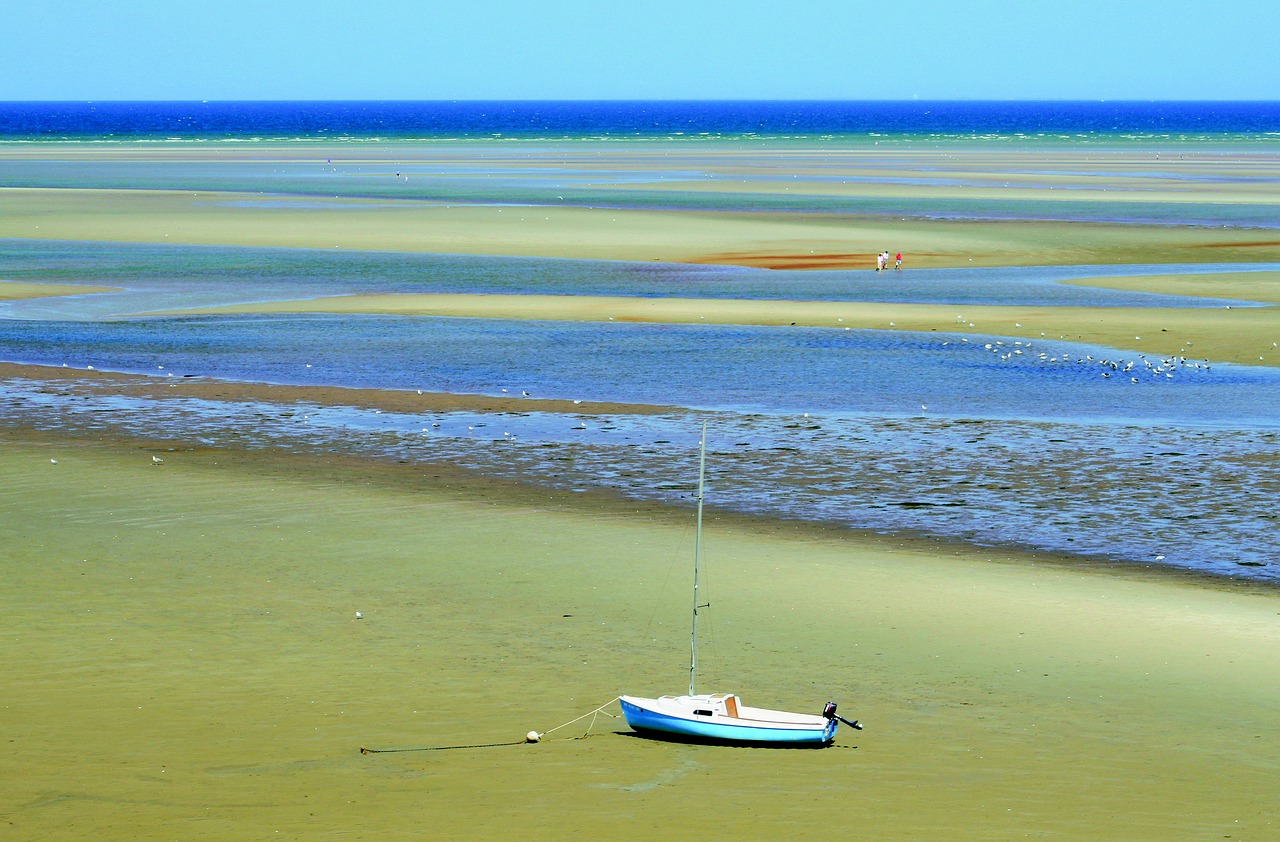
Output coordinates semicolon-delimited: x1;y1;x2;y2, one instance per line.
2;154;1277;228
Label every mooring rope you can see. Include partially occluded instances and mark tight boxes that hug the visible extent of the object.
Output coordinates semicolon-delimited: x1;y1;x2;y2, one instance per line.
536;696;622;740
360;740;525;754
359;696;623;755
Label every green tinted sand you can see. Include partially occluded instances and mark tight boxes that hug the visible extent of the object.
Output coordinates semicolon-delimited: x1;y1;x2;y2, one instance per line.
1068;270;1280;304
2;433;1277;839
2;186;1279;269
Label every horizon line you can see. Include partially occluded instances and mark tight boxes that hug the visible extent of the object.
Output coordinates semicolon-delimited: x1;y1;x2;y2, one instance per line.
3;98;1280;105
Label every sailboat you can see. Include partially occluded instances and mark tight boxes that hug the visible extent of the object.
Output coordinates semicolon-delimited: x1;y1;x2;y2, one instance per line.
620;423;861;746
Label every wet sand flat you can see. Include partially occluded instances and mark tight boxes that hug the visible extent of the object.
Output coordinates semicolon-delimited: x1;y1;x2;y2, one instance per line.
2;430;1278;840
4;137;1280;270
608;174;1280;205
167;288;1280;368
0;361;673;417
3;186;1278;269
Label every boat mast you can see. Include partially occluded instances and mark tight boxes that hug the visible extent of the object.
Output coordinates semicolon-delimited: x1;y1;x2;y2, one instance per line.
690;421;708;697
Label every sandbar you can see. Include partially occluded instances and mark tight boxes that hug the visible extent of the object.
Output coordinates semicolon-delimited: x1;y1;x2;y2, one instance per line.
2;188;1279;269
0;361;673;417
1067;270;1280;303
0;280;118;300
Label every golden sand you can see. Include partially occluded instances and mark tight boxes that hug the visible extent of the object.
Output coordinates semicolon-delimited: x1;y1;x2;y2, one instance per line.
2;431;1276;839
0;281;119;300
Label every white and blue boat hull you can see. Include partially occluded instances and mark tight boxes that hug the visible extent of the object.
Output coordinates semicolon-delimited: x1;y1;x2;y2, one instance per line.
620;694;838;746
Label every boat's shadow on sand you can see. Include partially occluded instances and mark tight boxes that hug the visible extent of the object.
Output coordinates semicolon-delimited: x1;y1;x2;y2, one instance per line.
613;730;858;750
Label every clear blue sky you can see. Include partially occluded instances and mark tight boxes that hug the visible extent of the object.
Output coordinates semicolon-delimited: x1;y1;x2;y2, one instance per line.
3;0;1277;100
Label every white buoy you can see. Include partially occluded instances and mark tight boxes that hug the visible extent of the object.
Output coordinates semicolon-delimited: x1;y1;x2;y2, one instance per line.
525;731;541;743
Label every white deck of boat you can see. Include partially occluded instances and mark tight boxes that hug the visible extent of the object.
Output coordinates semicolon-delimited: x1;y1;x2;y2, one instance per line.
633;693;828;726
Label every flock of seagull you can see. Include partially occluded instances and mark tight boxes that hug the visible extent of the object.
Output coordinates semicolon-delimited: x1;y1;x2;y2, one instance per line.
976;338;1211;382
940;316;1220;383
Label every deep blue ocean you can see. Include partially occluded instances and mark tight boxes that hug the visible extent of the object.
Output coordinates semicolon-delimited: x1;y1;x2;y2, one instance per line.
2;100;1279;141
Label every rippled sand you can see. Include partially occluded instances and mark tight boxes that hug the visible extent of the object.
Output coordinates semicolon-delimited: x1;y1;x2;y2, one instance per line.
4;363;1276;578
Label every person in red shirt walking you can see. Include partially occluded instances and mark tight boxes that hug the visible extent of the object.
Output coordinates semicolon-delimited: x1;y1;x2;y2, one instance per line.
895;252;903;270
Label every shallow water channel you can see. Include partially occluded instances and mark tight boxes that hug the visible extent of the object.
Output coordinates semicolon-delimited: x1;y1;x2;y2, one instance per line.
2;244;1277;581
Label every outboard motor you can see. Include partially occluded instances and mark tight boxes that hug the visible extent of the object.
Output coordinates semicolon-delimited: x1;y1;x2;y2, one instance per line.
823;701;863;730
